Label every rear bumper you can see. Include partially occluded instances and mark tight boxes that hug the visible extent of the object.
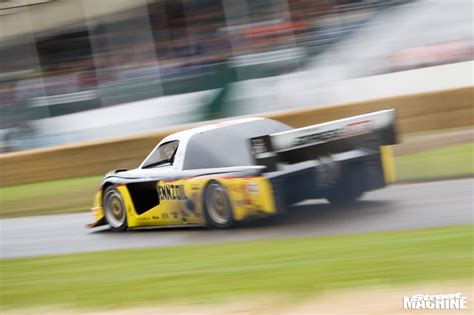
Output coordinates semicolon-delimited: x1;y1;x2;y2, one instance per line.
267;161;317;213
266;148;390;212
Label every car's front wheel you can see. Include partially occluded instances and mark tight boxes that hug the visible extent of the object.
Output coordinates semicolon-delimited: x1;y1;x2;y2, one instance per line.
203;181;234;228
103;185;128;232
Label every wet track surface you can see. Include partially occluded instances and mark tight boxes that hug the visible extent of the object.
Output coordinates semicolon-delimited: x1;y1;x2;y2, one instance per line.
1;178;472;259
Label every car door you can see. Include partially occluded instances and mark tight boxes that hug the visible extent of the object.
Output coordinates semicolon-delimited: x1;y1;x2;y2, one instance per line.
127;140;193;226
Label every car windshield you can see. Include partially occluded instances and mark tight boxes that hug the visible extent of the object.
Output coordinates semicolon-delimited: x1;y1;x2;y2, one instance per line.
141;141;179;169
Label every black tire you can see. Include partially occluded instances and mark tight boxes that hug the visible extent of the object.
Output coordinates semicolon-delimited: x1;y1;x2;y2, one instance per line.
325;185;363;205
325;166;364;206
103;185;128;232
203;181;234;229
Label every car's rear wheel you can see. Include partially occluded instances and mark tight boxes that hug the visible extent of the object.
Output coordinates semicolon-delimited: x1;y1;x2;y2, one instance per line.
325;185;363;205
325;166;364;206
103;186;128;232
204;181;234;228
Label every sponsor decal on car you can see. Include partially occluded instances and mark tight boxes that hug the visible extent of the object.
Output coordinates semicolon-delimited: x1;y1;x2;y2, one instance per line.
342;119;373;136
251;138;269;154
293;128;342;146
157;184;188;201
292;120;374;147
247;180;259;194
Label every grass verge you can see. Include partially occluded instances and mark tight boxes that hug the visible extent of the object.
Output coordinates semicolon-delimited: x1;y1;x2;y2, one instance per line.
1;225;472;310
395;142;473;182
0;142;472;218
0;176;102;218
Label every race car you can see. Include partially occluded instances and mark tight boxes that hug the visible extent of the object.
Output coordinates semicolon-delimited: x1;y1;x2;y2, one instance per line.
88;110;396;231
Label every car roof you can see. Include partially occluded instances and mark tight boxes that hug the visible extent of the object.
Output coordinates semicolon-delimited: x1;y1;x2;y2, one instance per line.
139;117;293;170
161;117;265;144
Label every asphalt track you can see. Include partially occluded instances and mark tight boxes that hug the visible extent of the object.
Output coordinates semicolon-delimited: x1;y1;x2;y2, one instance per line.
1;178;472;259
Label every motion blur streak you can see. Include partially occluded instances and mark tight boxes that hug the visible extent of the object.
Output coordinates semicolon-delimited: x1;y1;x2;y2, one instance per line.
1;0;472;151
2;178;472;259
0;0;472;313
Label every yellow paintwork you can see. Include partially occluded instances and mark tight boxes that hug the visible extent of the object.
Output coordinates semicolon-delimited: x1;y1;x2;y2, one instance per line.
90;176;277;228
91;147;395;228
380;145;396;183
91;189;104;222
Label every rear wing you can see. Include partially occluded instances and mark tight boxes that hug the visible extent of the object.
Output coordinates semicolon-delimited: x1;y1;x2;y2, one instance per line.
249;109;397;171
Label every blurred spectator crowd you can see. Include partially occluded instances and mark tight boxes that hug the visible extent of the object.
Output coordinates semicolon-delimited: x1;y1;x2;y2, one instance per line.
3;0;471;152
0;0;398;118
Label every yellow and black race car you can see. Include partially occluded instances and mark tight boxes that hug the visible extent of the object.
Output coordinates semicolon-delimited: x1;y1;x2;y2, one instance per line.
88;111;396;231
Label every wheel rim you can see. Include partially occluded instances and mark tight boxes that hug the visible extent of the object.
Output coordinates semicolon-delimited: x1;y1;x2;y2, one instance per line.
104;190;126;228
206;183;230;225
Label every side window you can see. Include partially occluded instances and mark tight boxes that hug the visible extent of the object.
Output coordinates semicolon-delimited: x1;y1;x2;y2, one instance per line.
141;141;179;169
